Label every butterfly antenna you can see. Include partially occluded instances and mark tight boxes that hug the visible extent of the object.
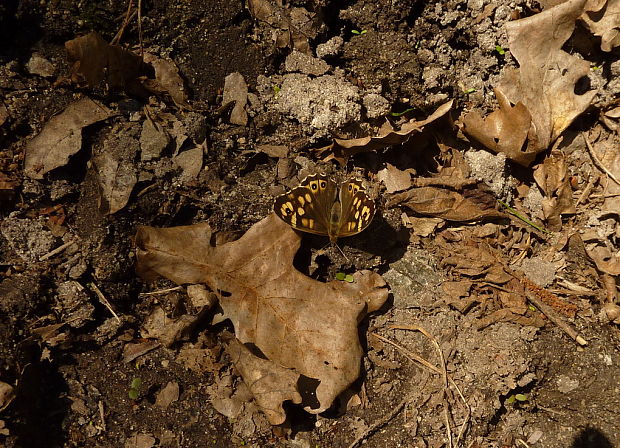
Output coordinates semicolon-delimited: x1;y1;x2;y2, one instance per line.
333;242;349;262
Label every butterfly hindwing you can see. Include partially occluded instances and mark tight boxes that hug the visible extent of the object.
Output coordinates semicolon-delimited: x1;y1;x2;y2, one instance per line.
336;178;375;238
273;173;336;236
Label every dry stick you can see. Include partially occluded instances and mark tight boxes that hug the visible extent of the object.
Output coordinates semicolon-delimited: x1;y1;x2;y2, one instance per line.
525;290;587;346
39;240;76;261
112;0;136;45
583;133;620;187
137;0;144;57
89;282;121;323
139;286;184;296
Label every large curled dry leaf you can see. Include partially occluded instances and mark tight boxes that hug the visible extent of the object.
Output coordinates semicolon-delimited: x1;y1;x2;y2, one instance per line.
319;100;453;163
66;32;152;97
135;214;388;423
581;0;620;51
388;184;507;222
66;33;189;105
464;0;596;166
463;89;534;166
24;97;113;179
498;0;596;154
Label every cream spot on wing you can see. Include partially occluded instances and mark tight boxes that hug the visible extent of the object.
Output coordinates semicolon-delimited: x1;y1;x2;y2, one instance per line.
280;202;294;216
305;193;312;203
361;206;370;218
291;214;297;226
355;211;360;219
297;196;305;206
358;218;363;229
353;197;360;208
348;222;356;231
301;218;308;226
308;219;314;228
298;207;305;216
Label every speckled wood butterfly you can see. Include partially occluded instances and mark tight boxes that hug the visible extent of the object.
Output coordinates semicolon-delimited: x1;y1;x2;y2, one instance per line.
274;173;375;243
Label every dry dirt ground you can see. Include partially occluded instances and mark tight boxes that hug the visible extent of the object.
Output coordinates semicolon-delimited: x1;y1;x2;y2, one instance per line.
1;0;619;447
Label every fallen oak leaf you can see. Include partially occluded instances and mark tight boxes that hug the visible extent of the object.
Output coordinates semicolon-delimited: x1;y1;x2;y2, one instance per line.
497;0;597;154
581;0;620;51
462;88;534;166
135;214;388;420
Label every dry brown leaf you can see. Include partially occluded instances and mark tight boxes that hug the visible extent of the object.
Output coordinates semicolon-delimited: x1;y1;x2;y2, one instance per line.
93;151;137;215
0;381;15;412
247;0;319;53
587;246;620;276
223;72;248;126
224;335;302;424
135;214;388;421
497;0;597;154
533;150;576;230
24;97;113;179
462;89;534;166
155;381;180;409
125;433;156;448
377;163;413;193
141;306;201;347
66;32;152;97
581;0;620;51
142;53;190;109
320;100;453;162
122;340;161;363
388;185;506;222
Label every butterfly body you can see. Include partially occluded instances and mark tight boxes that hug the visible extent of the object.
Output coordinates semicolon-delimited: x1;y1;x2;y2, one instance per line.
274;174;375;242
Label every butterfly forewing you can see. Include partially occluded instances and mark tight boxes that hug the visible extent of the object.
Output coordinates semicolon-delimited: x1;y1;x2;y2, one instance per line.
273;174;337;236
336;178;375;238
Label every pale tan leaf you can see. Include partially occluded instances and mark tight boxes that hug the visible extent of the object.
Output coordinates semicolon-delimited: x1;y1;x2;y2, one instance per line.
135;214;388;419
24;98;113;179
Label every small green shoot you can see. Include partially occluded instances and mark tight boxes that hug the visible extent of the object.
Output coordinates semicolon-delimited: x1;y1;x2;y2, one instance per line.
506;393;528;405
128;377;142;400
592;65;600;71
351;29;367;35
390;108;415;117
497;199;551;235
463;88;476;94
495;45;506;55
272;85;281;96
335;272;354;283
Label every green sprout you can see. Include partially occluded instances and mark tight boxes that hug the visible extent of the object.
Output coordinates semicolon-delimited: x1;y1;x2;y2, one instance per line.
336;272;354;283
592;65;601;71
128;377;142;400
390;108;415;117
495;45;506;55
463;88;476;94
273;85;281;96
351;29;367;35
506;393;528;404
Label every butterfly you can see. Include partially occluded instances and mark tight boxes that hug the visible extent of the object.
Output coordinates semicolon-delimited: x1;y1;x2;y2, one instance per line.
274;173;375;243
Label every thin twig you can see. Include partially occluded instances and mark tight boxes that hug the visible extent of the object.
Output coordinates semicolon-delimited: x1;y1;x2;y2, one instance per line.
89;282;121;323
139;286;184;296
39;240;76;261
583;133;620;187
526;291;587;346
